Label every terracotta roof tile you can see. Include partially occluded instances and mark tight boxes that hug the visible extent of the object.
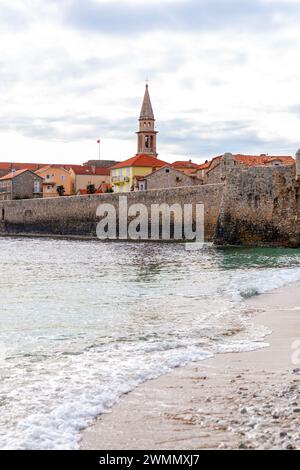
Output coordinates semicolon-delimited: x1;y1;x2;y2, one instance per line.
0;169;29;181
198;156;222;170
234;154;295;166
0;162;45;172
111;154;168;169
0;162;83;174
172;161;200;169
198;154;295;171
71;165;110;176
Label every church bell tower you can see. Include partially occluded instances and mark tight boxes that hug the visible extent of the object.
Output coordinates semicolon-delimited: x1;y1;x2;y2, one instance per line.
136;84;158;157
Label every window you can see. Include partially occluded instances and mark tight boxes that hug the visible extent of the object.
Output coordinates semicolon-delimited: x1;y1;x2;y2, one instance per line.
46;175;50;180
61;175;65;180
47;185;52;192
165;169;170;173
33;180;41;193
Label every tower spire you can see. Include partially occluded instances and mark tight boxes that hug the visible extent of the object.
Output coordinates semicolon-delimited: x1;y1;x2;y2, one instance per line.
139;83;155;121
137;84;158;157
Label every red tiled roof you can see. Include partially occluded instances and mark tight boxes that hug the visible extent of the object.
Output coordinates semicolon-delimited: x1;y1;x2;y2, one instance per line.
0;169;29;181
35;165;71;175
198;154;295;171
0;162;89;174
111;154;168;169
172;160;200;169
71;165;110;176
0;162;45;172
198;156;222;170
234;154;295;166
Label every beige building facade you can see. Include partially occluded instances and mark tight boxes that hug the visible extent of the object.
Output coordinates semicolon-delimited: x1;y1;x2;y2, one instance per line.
35;166;73;197
140;166;202;190
70;167;110;194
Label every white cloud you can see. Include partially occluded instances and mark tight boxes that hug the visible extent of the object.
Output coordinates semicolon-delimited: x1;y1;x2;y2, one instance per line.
0;0;300;164
91;0;188;3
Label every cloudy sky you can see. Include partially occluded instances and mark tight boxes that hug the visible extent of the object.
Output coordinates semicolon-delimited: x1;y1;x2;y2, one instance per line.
1;0;300;165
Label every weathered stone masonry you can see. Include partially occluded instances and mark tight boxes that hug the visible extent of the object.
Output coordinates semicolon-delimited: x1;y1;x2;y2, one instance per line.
216;165;300;247
0;184;223;241
0;164;300;247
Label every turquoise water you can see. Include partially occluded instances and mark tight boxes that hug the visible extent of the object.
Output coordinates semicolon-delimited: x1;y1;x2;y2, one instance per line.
0;238;300;449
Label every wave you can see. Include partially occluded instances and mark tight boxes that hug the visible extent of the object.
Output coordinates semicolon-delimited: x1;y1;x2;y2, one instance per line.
234;266;300;301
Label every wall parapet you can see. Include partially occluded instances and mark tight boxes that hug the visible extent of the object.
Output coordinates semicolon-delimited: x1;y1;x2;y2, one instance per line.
0;184;224;241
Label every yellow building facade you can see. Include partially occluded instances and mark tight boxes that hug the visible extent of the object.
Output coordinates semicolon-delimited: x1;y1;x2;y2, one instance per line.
111;156;168;193
111;165;154;193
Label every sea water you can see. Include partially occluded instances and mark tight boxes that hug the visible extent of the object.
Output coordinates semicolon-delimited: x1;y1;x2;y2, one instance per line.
0;238;300;449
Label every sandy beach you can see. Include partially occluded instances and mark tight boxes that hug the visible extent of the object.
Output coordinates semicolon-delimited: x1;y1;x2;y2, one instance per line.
81;283;300;450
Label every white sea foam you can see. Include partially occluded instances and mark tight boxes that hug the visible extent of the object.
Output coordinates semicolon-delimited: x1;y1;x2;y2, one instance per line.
231;266;300;301
0;347;213;449
0;239;300;449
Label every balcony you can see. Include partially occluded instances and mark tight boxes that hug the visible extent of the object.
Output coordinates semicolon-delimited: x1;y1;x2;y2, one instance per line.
112;176;130;185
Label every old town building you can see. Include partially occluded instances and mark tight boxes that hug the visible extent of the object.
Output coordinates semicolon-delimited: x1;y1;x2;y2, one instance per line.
0;169;43;200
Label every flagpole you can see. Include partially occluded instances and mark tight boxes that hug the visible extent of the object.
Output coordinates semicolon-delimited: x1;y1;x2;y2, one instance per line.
97;139;101;160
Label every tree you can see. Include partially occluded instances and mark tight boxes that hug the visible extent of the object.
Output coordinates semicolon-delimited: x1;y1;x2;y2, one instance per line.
87;184;96;194
56;185;65;196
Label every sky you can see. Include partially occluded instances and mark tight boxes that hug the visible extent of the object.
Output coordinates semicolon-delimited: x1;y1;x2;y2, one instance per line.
1;0;300;165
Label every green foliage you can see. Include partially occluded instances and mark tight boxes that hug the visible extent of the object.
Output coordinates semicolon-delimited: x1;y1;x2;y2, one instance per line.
87;184;96;194
56;185;65;196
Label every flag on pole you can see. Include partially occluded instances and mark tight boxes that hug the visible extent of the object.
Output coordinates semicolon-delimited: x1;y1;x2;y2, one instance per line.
97;139;100;143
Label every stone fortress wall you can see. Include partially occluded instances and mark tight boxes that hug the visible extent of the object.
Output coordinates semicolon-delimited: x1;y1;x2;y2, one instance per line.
0;184;223;241
0;151;300;247
216;163;300;247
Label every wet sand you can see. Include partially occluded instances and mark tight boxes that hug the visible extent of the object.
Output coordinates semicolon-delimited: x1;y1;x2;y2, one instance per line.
81;284;300;450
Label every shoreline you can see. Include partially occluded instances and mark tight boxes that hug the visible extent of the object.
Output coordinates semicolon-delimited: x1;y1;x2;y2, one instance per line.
80;283;300;450
1;234;298;250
